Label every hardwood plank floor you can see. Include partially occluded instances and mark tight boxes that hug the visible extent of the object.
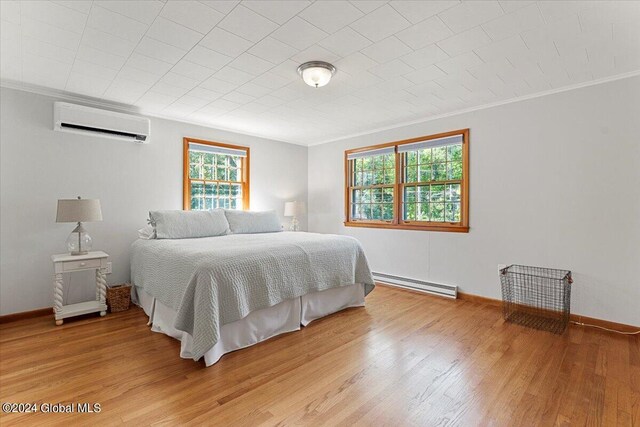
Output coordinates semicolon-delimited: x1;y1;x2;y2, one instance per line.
0;286;638;426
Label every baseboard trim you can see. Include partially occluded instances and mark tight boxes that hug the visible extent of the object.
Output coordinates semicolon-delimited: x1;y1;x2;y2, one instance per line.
3;289;637;333
380;284;639;333
0;307;51;324
461;291;639;333
457;291;502;307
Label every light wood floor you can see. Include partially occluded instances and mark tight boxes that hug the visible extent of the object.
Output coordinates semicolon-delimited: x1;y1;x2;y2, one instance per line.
1;286;638;426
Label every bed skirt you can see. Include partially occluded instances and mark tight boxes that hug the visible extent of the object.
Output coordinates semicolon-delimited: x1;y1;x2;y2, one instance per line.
133;284;365;366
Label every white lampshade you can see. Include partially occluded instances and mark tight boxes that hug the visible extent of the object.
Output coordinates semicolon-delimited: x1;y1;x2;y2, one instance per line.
56;197;102;223
297;61;336;88
284;201;306;217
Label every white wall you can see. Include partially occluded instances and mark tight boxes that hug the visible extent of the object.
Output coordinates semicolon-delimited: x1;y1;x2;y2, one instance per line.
308;76;640;326
0;87;308;315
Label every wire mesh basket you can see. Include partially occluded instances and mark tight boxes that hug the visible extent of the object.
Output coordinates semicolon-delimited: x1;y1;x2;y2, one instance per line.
500;265;573;334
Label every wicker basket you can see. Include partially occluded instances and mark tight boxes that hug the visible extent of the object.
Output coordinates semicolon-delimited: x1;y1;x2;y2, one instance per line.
106;284;131;313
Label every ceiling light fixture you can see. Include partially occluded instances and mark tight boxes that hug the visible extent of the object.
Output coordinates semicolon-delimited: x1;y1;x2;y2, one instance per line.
297;61;336;88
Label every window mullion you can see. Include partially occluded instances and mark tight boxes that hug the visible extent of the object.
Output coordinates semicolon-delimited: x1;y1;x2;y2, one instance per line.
347;159;352;222
393;148;401;224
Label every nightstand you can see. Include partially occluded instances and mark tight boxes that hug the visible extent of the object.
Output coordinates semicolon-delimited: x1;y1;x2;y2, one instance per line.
51;251;109;325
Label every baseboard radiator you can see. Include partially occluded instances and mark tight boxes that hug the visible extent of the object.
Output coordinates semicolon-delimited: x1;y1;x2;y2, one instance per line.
372;272;458;299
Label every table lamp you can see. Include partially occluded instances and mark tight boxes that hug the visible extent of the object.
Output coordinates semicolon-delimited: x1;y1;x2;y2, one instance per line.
284;201;306;232
56;196;102;255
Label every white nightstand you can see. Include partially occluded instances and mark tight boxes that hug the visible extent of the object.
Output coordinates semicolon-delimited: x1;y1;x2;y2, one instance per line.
51;251;109;325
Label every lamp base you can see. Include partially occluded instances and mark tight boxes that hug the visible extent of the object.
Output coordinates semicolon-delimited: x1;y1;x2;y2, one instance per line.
66;222;93;255
289;217;300;232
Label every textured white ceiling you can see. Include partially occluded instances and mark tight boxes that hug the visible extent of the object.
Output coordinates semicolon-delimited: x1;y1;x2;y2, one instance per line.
1;0;639;145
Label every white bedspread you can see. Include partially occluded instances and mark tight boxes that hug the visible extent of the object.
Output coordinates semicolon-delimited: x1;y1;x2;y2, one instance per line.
131;232;374;361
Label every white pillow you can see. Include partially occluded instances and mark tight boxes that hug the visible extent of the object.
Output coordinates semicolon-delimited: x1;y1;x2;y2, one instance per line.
224;210;282;234
137;225;156;240
149;209;230;239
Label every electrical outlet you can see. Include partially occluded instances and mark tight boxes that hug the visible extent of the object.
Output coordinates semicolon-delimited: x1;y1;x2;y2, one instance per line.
106;262;112;274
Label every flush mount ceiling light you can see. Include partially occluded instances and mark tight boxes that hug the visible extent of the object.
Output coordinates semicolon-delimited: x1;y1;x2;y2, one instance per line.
297;61;336;88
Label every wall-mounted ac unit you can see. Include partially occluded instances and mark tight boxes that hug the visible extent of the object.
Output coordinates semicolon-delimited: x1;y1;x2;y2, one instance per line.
53;102;150;143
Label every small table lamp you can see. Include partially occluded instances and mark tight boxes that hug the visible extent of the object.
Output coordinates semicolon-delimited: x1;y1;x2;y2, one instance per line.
56;196;102;255
284;201;306;232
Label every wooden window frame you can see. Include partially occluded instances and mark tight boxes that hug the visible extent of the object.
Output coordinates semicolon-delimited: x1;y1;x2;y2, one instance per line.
183;137;250;211
344;129;469;233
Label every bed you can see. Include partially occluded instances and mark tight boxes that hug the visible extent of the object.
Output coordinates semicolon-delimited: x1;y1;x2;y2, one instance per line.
131;230;375;366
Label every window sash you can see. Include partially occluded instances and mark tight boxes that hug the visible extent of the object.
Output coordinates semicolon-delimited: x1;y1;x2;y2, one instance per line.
399;140;463;224
399;181;463;223
188;181;244;210
347;149;398;223
348;185;395;222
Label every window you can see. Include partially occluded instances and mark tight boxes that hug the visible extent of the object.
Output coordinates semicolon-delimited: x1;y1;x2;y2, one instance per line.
183;138;249;211
348;147;396;222
344;129;469;232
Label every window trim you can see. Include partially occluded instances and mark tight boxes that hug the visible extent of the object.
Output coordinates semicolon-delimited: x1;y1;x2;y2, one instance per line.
182;137;250;211
344;129;469;233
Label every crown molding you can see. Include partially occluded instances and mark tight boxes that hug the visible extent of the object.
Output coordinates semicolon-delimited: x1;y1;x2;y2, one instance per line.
3;70;639;148
307;70;640;146
0;79;306;147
